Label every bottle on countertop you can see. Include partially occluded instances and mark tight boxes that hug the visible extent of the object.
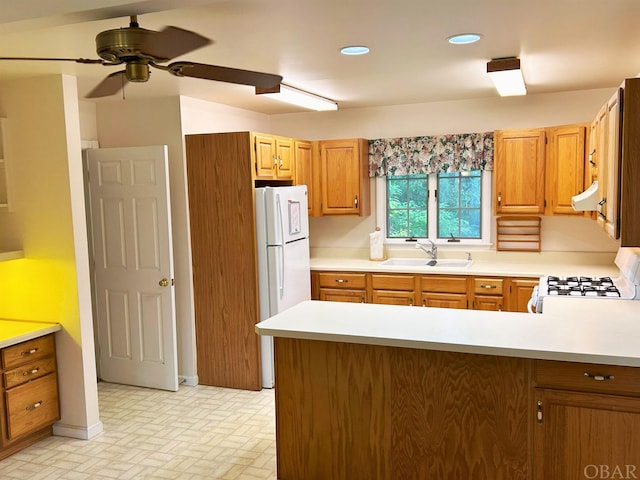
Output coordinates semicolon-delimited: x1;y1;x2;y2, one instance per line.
369;226;386;261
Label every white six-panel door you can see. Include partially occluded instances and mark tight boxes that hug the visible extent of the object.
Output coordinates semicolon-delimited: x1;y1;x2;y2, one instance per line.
87;146;178;391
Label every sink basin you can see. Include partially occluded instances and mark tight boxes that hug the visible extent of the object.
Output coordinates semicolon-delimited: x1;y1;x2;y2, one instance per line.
379;258;473;269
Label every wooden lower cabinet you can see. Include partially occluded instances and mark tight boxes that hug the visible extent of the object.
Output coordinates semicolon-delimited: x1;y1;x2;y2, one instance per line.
533;359;640;480
315;272;367;303
371;274;416;306
471;277;505;311
1;334;60;460
511;278;539;312
419;275;468;308
312;270;540;312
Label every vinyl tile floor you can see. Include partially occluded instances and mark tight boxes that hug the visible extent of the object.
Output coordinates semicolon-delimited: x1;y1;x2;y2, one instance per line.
0;381;277;480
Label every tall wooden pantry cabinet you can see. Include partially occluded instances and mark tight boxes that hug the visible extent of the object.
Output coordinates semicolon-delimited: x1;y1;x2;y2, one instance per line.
185;132;262;391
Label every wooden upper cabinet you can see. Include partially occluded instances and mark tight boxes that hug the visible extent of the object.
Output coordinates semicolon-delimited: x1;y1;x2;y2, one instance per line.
252;133;294;180
544;124;586;216
294;139;315;215
319;138;370;216
494;128;546;214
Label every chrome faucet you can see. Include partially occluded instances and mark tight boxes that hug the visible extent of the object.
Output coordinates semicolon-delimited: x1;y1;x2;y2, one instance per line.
416;239;437;259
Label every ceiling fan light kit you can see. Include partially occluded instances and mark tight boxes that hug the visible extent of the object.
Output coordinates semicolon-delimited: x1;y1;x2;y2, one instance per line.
256;84;338;111
487;57;527;96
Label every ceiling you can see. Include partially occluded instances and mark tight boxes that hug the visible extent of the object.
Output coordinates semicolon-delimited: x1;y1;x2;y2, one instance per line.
1;0;639;115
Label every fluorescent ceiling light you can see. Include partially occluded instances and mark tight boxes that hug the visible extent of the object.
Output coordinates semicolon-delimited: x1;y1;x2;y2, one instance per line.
256;84;338;111
487;57;527;96
447;33;481;45
340;45;370;55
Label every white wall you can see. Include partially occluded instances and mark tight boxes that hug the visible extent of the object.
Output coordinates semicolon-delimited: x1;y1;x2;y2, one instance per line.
268;88;621;253
0;74;101;439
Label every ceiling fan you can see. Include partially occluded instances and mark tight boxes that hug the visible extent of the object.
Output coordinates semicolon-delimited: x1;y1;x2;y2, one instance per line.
0;15;283;98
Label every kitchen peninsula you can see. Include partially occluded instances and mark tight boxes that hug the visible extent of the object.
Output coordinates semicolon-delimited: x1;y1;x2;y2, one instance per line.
256;298;640;479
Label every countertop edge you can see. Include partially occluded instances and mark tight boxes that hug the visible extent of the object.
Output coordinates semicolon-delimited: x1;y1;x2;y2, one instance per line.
0;323;62;349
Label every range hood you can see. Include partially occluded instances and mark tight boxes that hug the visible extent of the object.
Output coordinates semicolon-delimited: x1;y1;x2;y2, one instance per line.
572;180;598;211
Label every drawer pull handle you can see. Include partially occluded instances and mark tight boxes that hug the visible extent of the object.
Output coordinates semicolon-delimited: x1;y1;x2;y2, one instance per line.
335;279;348;283
26;401;43;411
481;284;497;289
23;367;40;376
21;348;38;356
584;372;615;381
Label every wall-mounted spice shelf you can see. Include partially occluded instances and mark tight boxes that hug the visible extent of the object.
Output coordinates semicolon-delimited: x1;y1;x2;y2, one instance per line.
496;216;542;252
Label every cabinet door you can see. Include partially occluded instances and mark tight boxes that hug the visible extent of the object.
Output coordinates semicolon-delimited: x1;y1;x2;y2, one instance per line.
319;288;366;303
602;89;622;239
421;292;467;309
275;137;294;179
294;140;314;215
472;294;503;311
319;139;369;216
372;290;414;306
510;278;538;312
494;128;546;214
545;124;586;216
254;133;276;177
534;388;640;480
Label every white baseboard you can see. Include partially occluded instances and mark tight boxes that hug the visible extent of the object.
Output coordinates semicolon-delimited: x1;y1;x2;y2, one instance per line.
53;420;104;440
179;375;198;387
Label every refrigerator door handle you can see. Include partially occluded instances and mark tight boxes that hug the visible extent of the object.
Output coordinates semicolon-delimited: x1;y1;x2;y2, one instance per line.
275;192;284;245
276;244;285;299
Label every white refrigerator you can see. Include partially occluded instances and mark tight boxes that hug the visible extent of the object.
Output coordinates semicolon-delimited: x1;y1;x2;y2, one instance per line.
255;185;311;388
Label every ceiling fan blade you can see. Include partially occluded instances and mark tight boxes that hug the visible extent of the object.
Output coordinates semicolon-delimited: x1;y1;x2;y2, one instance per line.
86;70;127;98
167;62;282;89
142;26;211;61
0;56;104;64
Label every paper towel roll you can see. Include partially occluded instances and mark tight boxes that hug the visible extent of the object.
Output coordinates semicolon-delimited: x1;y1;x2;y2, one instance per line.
369;227;386;261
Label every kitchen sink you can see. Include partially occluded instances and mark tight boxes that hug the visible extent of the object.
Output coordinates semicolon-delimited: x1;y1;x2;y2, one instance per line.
379;258;473;269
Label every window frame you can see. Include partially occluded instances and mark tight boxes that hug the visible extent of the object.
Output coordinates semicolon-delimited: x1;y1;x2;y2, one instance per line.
375;171;493;248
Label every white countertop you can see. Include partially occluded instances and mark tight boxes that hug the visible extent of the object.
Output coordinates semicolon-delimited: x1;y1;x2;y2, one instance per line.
255;297;640;367
0;319;61;349
310;255;620;278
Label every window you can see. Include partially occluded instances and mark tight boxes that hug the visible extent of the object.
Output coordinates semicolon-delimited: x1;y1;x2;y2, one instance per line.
378;170;491;245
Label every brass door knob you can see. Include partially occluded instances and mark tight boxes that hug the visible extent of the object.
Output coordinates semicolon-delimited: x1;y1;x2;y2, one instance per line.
159;278;170;287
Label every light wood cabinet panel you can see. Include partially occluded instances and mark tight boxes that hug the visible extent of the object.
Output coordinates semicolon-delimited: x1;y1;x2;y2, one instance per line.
510;278;538;313
473;294;504;311
494;128;546;214
372;290;414;306
317;272;367;289
601;89;622;238
420;275;468;294
319;138;370;216
320;288;366;303
534;388;640;480
544;124;586;216
274;338;531;479
252;133;294;180
294;139;314;215
185;132;261;390
421;292;467;309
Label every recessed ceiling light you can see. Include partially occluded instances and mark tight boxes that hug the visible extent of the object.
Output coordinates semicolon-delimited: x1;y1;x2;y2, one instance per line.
447;33;481;45
340;46;370;55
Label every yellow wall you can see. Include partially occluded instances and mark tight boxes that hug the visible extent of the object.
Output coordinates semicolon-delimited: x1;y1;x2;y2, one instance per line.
0;75;101;438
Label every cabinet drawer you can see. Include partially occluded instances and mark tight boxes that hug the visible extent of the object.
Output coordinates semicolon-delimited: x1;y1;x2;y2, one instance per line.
2;335;55;370
473;278;504;295
3;356;57;389
535;360;640;397
371;274;414;291
318;272;366;289
5;373;60;440
420;276;467;294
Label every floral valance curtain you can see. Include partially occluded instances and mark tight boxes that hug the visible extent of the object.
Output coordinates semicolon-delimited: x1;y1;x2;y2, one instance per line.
368;132;494;177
